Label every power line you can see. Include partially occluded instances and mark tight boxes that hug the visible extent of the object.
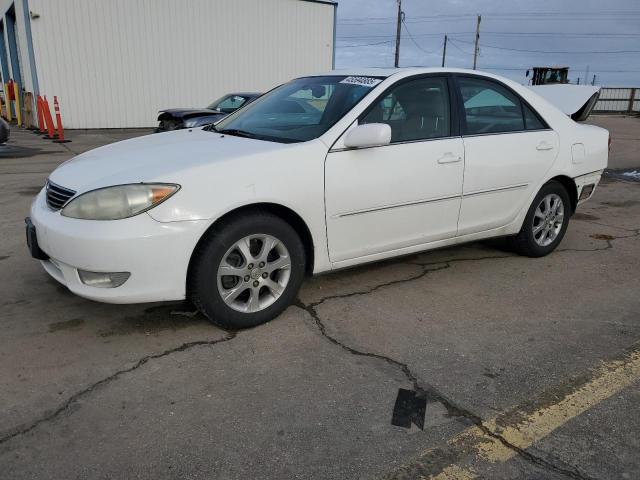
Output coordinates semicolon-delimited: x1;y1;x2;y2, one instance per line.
336;40;394;48
337;32;640;39
339;11;640;22
447;39;473;55
478;32;640;37
337;32;475;39
392;62;640;73
453;38;640;54
337;33;640;43
340;13;640;26
401;18;437;55
482;66;640;73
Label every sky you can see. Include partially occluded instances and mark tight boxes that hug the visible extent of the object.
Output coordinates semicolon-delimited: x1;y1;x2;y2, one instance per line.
333;0;640;86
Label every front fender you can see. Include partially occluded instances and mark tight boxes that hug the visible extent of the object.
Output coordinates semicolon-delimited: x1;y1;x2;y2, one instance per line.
145;138;333;273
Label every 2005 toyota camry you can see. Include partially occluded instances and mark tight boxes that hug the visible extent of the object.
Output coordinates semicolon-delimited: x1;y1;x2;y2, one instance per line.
27;68;608;328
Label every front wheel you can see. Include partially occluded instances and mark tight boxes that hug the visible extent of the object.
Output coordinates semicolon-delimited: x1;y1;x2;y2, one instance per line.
190;212;306;329
509;181;571;257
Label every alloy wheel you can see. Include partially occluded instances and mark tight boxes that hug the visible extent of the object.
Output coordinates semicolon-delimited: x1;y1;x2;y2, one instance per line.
217;234;291;313
532;193;565;247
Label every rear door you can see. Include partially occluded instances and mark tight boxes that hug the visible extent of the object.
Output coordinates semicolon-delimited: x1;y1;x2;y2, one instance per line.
454;75;559;236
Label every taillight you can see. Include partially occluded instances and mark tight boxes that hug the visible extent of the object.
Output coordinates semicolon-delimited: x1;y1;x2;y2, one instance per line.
608;135;612;154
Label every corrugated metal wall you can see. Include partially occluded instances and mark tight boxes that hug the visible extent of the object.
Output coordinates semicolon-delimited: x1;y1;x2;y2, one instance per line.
28;0;335;128
0;0;36;94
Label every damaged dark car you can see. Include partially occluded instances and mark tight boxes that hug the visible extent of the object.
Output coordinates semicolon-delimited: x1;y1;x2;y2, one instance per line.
156;92;260;132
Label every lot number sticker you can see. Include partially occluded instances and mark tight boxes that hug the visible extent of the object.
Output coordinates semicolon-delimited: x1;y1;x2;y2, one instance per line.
340;76;383;88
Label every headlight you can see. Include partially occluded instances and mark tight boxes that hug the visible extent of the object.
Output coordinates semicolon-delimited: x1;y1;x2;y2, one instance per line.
61;183;180;220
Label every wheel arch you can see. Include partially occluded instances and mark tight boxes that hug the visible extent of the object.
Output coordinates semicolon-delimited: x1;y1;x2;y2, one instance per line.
547;175;578;214
186;202;315;294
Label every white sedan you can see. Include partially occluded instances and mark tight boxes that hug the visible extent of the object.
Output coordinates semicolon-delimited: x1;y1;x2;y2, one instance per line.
27;68;608;328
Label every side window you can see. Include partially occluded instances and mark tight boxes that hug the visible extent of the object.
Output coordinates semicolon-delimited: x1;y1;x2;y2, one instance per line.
523;104;545;130
458;78;524;135
361;77;450;143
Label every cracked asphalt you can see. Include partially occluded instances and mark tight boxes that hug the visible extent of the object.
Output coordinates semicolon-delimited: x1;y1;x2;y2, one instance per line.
1;116;639;479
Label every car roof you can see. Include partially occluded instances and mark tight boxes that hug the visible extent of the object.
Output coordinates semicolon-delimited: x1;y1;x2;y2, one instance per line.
309;67;508;80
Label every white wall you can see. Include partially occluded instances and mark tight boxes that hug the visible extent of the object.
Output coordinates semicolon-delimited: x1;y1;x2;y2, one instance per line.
27;0;335;128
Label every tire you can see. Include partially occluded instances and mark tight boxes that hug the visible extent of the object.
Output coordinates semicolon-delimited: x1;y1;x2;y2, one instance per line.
189;211;306;329
509;181;571;257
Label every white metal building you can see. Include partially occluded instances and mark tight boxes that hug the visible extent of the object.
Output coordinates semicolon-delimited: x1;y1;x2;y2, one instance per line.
0;0;336;128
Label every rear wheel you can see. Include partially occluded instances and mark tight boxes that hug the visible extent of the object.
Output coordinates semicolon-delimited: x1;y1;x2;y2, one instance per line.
190;212;305;329
509;181;571;257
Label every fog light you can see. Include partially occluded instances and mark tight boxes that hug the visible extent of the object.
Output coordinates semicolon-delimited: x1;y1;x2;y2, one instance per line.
78;270;130;288
579;184;595;201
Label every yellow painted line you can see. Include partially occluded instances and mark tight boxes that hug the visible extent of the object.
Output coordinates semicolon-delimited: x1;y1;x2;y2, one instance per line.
391;349;640;479
431;465;476;480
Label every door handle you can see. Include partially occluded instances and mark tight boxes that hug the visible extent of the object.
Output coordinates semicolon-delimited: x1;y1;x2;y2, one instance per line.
437;153;462;164
536;142;554;151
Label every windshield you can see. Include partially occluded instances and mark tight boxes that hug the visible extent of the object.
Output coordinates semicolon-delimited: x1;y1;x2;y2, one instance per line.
543;69;567;84
212;75;383;143
207;95;249;113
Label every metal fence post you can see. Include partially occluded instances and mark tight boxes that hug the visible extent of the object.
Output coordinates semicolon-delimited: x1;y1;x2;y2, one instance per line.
629;88;636;114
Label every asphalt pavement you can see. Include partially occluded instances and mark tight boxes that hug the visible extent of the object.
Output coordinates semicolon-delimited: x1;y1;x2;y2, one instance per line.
0;116;639;479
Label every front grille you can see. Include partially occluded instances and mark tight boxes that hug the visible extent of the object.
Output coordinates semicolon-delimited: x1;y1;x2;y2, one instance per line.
46;181;76;210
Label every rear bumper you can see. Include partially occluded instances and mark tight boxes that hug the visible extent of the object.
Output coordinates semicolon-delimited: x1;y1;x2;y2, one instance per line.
574;169;604;206
30;190;209;303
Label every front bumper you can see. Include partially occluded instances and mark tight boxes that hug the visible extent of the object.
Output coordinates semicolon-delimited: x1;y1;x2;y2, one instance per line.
155;118;185;133
29;190;209;303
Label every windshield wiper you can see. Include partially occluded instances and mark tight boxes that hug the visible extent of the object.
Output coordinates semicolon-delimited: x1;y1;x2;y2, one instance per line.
215;128;258;139
207;126;290;143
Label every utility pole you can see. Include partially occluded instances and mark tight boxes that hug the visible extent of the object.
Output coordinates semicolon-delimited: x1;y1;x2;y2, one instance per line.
585;65;590;85
441;34;448;67
394;0;402;68
472;15;481;70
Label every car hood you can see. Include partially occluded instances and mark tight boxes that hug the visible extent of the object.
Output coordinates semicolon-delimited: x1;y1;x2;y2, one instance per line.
49;128;291;192
159;108;223;119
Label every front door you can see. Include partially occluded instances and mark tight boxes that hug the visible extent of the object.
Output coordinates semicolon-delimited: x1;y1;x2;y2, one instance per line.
325;76;465;263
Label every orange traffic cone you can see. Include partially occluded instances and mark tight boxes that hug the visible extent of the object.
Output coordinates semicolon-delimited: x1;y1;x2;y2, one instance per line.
36;96;46;134
53;96;70;143
42;96;56;140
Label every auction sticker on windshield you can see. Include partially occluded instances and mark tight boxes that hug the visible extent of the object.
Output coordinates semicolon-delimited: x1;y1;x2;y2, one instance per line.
340;76;383;88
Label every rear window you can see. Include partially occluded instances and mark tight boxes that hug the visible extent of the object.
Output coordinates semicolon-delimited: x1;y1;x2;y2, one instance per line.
523;104;545;130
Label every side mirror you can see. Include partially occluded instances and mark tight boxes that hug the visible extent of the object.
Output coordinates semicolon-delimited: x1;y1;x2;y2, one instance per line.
343;123;391;149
